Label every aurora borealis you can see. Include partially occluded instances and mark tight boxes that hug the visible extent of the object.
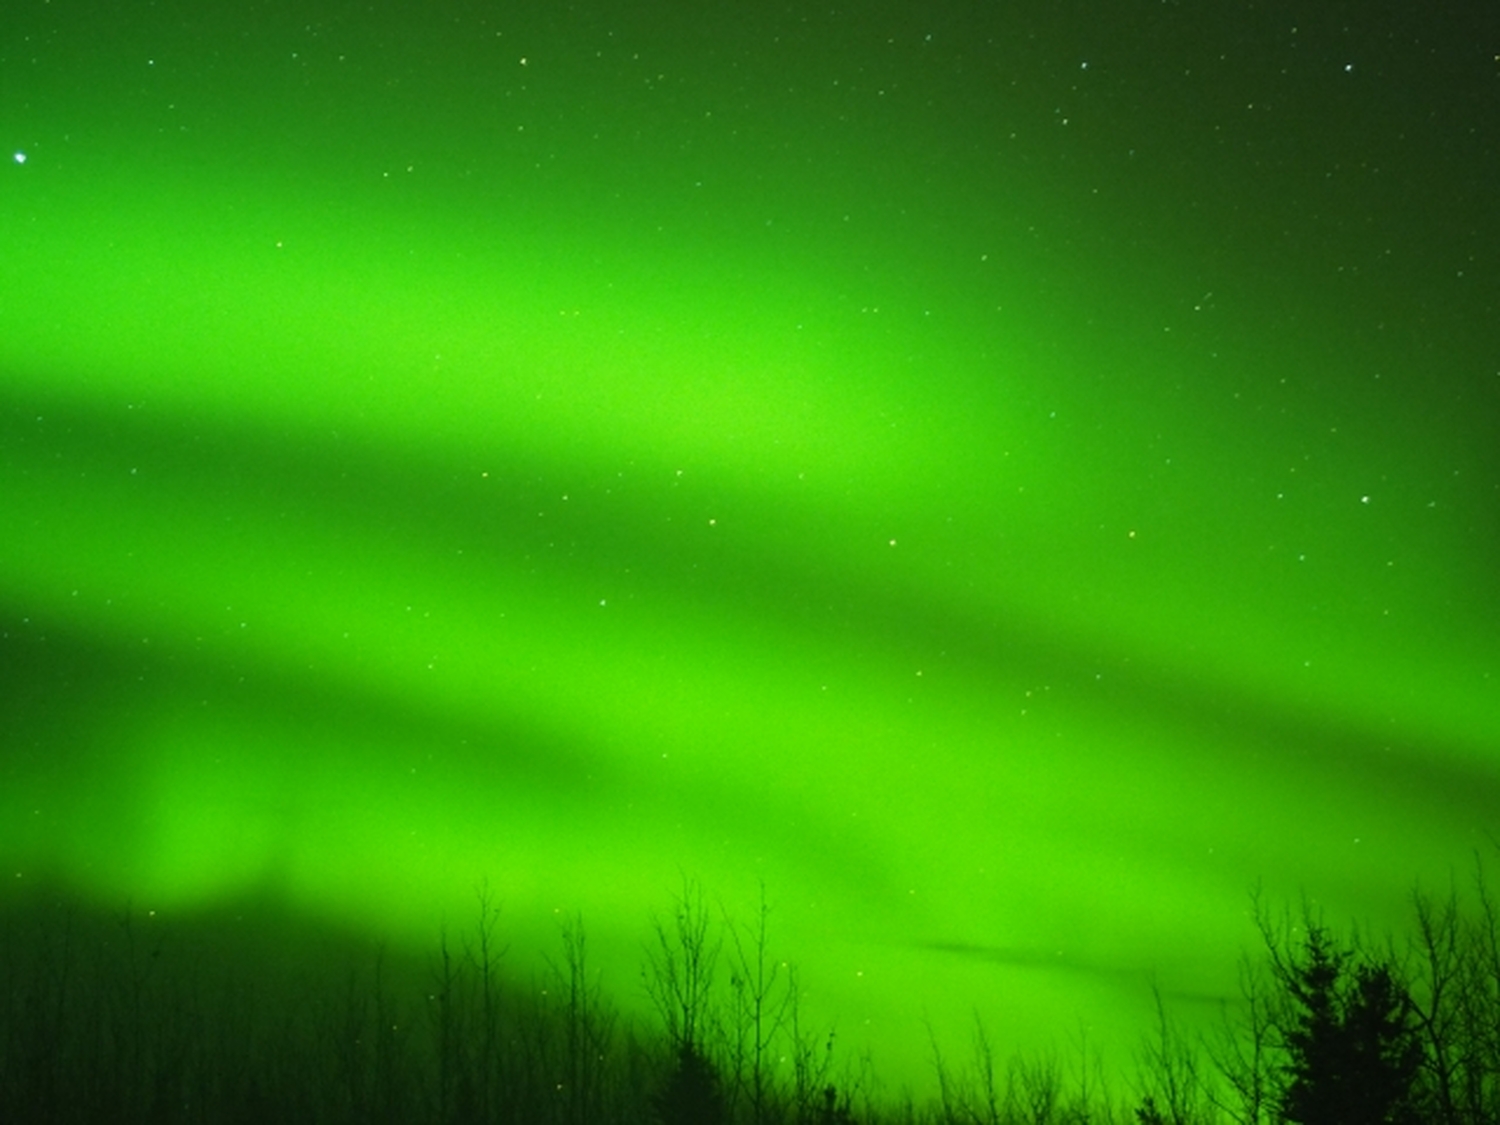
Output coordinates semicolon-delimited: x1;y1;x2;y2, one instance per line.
2;0;1497;1099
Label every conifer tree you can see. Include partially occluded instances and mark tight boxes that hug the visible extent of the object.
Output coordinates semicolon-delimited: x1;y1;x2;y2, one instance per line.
1273;923;1425;1125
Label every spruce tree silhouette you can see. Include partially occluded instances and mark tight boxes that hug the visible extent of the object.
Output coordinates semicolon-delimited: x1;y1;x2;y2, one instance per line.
1274;923;1425;1125
653;1041;726;1125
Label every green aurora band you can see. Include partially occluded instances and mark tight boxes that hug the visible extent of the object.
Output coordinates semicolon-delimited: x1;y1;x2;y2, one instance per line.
2;0;1497;1096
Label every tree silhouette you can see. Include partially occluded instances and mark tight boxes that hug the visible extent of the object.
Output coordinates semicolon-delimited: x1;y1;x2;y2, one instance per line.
644;877;727;1125
643;876;720;1058
653;1041;726;1125
1271;921;1425;1125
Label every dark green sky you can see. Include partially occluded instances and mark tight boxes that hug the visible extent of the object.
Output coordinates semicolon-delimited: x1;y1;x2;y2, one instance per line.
2;0;1497;1093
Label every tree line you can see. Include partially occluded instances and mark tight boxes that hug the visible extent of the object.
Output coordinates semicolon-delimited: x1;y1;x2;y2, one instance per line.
2;860;1499;1124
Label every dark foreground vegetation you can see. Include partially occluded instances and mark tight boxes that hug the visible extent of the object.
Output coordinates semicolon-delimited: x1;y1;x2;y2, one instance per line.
4;861;1500;1125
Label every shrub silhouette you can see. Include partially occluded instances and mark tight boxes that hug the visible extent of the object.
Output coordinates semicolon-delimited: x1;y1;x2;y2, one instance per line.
654;1040;727;1125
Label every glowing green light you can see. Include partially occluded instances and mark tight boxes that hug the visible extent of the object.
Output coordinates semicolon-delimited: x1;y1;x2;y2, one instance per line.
2;52;1495;1101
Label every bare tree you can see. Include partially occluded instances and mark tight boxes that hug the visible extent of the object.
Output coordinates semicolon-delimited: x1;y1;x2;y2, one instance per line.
927;1022;964;1125
1409;878;1465;1125
969;1015;1003;1125
545;913;616;1125
1007;1046;1063;1125
1133;983;1208;1125
1205;954;1277;1125
465;882;508;1123
644;875;726;1125
786;964;839;1124
428;923;466;1125
1421;854;1500;1125
722;883;793;1125
1063;1020;1119;1124
643;875;721;1056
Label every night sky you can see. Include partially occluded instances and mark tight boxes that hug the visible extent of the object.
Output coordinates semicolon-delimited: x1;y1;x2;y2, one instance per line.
2;0;1497;1098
